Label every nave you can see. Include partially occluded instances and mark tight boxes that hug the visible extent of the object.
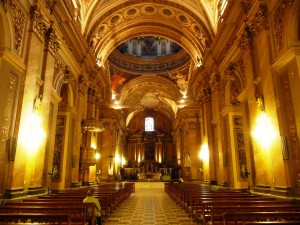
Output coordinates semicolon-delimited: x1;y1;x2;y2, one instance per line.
104;182;196;225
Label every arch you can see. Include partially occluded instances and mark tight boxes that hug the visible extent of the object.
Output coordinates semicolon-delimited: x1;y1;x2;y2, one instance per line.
54;72;75;107
127;109;173;134
282;0;300;49
84;1;213;66
94;22;203;66
0;7;12;51
223;70;245;106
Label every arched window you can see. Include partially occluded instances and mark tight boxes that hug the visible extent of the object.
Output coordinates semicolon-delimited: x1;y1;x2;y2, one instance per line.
145;117;154;131
218;0;228;23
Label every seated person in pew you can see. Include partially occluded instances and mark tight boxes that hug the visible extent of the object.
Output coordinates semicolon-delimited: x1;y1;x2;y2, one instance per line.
83;189;102;225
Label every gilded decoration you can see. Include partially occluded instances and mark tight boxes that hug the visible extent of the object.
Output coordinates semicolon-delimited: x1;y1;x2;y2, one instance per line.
279;74;300;186
249;4;268;35
109;14;123;26
176;14;190;26
198;86;211;105
88;3;210;59
109;51;190;74
53;60;63;82
52;116;66;181
223;61;245;105
209;72;220;92
8;0;26;55
1;74;18;143
233;116;247;181
273;0;295;53
141;5;157;15
280;74;298;142
237;25;254;52
45;24;60;53
187;121;200;129
45;0;57;15
224;61;245;88
124;7;140;18
30;6;47;42
78;75;88;94
159;7;175;18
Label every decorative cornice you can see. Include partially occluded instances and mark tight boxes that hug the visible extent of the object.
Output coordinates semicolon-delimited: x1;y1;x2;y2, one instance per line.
108;49;191;75
272;47;300;72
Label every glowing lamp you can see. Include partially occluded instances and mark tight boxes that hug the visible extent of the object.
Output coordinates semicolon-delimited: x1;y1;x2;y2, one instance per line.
252;112;276;148
95;152;100;160
199;144;209;161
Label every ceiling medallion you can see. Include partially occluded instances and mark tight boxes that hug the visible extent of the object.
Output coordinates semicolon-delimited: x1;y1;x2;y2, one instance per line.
141;5;157;15
109;14;123;26
176;14;190;26
124;7;140;18
159;7;175;18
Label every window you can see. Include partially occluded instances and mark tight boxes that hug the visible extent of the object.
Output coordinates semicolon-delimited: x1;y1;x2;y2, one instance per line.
145;117;154;131
218;0;228;23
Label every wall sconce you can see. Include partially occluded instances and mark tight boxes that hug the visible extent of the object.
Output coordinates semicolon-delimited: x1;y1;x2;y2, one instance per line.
199;143;209;161
95;152;100;160
22;95;45;153
252;112;276;148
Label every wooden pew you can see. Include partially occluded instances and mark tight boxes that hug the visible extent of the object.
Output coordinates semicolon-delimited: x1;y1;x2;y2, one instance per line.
245;222;300;225
1;202;96;224
0;213;71;224
209;205;300;225
0;182;134;225
22;198;110;218
222;212;300;225
190;198;283;220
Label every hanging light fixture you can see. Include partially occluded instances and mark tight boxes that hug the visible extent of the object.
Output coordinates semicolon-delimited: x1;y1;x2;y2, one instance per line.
82;115;105;132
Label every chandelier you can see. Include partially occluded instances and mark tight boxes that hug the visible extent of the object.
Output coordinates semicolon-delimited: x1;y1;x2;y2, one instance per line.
82;115;105;132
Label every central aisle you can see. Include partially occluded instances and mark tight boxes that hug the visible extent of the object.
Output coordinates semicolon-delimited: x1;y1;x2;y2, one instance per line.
104;182;196;225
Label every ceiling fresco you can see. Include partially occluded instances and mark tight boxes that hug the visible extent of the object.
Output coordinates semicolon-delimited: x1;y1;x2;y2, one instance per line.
71;0;227;124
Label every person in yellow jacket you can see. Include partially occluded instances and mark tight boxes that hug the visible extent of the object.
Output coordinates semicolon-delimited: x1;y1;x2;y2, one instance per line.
83;189;102;225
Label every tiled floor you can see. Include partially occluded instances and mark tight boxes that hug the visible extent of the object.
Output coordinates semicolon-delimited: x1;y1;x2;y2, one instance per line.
103;182;196;225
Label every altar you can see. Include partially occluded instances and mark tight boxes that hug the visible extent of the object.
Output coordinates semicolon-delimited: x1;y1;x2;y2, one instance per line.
137;172;161;181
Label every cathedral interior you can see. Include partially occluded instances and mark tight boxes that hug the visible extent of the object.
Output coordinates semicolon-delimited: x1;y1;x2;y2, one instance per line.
1;0;300;200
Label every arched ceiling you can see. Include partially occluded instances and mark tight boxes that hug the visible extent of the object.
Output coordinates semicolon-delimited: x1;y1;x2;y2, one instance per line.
73;0;222;125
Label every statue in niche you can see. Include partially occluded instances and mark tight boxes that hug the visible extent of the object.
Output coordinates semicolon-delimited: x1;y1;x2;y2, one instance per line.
184;153;191;167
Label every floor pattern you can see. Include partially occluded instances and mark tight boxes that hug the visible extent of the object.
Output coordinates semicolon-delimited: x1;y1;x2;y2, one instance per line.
103;182;196;225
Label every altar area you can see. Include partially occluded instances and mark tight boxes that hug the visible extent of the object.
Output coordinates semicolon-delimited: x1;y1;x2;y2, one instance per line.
137;172;162;181
121;166;174;181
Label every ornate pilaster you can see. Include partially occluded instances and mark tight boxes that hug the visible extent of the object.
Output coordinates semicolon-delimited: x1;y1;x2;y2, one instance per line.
249;4;269;35
44;23;60;53
30;5;60;54
237;25;254;52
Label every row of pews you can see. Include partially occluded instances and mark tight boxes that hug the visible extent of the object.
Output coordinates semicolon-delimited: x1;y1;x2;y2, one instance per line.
0;182;135;224
165;182;300;225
